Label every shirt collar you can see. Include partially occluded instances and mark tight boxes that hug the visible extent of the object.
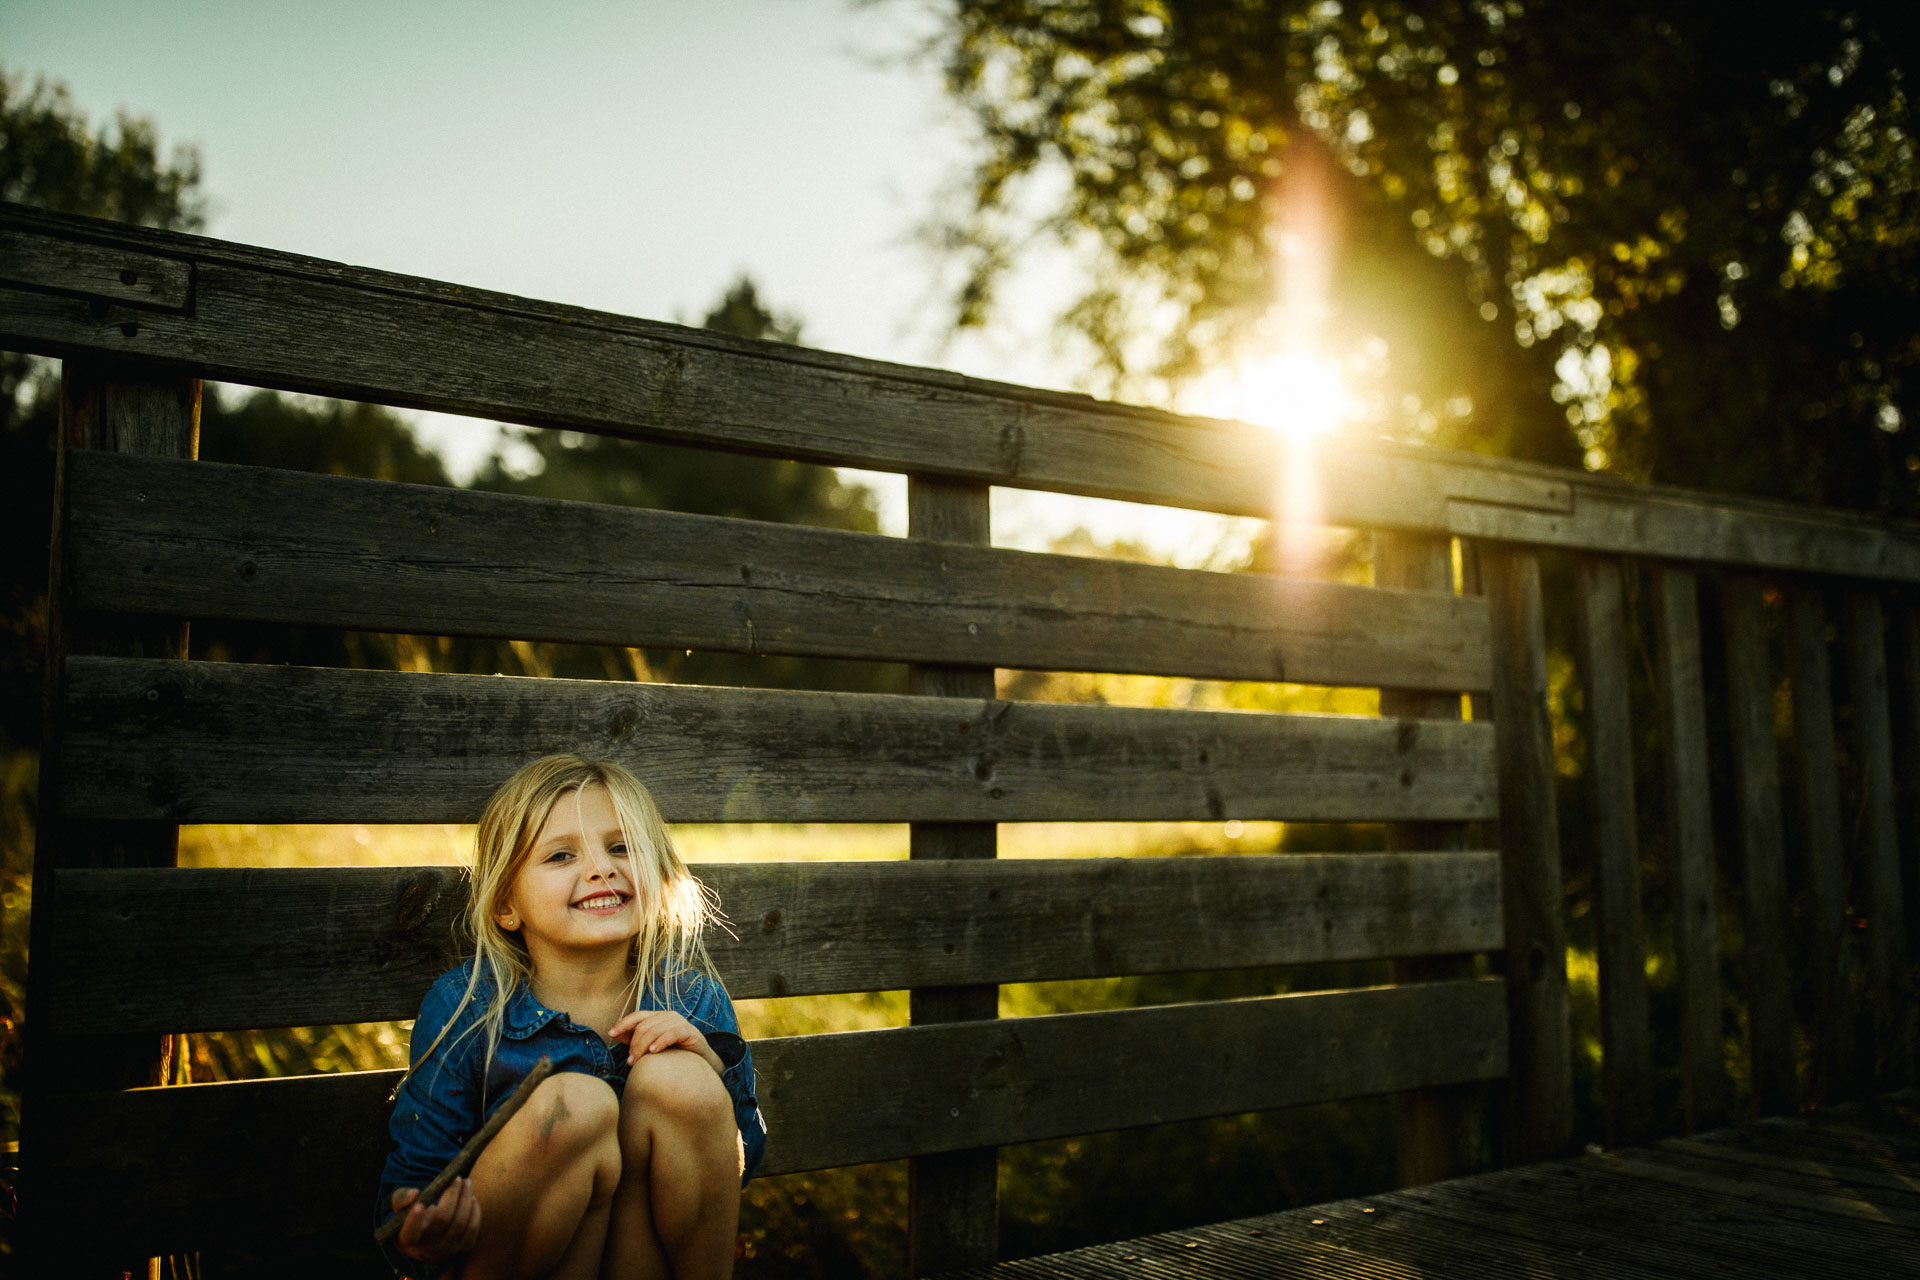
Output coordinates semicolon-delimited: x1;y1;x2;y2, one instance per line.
485;965;566;1039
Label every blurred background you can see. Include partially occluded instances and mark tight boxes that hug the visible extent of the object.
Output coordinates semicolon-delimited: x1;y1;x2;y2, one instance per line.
3;0;1917;1273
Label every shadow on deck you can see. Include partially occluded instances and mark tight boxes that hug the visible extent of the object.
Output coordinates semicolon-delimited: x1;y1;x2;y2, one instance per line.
951;1092;1920;1278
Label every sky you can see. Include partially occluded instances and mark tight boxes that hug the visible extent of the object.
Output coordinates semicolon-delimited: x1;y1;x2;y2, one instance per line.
3;0;1257;560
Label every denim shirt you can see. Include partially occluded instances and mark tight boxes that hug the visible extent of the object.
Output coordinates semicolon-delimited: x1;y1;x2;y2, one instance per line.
374;958;766;1273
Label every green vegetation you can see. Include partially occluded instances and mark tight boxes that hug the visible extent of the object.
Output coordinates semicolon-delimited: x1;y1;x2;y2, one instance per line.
927;1;1919;512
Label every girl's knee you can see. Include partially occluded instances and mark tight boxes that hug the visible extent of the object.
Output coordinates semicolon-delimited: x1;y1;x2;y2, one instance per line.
527;1071;622;1162
623;1049;733;1132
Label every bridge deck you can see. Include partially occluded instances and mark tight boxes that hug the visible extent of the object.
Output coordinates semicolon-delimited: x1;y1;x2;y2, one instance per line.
951;1092;1920;1278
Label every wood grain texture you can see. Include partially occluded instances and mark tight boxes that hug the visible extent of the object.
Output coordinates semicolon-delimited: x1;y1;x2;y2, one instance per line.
39;980;1508;1260
904;473;1000;1277
1374;531;1488;1187
1444;476;1920;582
1652;567;1729;1131
1574;556;1653;1144
64;451;1493;692
47;853;1505;1034
29;362;198;1105
9;206;1920;579
59;657;1499;825
1785;585;1855;1103
1720;574;1798;1114
0;224;192;310
953;1100;1920;1280
1480;544;1573;1162
1843;591;1912;1088
0;205;1563;529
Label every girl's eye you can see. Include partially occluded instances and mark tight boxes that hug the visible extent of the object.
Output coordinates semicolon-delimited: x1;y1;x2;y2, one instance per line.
611;844;627;856
545;849;573;863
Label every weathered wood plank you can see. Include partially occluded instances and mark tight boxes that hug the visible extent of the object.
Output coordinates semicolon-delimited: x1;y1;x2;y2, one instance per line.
1481;544;1573;1161
41;979;1508;1260
28;363;199;1098
66;448;1492;693
1604;1148;1920;1227
59;657;1498;825
0;205;1567;530
904;474;1000;1277
1721;573;1798;1114
1575;555;1654;1145
1786;585;1855;1103
1375;531;1488;1187
1843;591;1912;1089
1445;475;1920;583
9;206;1920;580
1652;566;1728;1130
960;1100;1920;1280
48;853;1503;1033
1656;1136;1920;1197
0;224;192;310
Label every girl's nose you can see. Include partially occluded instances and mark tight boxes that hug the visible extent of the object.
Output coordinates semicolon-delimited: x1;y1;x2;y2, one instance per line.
586;842;619;879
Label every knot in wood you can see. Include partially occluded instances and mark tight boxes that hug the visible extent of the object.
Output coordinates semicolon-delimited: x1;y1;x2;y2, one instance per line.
394;871;442;935
605;706;641;741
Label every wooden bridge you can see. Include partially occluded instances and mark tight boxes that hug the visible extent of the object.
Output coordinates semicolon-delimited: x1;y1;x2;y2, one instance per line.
3;200;1917;1276
963;1094;1920;1277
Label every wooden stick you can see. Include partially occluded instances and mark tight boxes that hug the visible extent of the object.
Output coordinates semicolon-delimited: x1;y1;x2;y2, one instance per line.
374;1055;555;1246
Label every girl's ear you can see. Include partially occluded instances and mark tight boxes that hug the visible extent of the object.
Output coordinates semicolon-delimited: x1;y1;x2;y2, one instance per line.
496;902;521;933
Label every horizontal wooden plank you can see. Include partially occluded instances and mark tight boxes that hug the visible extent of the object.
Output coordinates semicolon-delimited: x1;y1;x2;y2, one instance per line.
66;450;1492;692
48;852;1503;1032
41;979;1507;1259
59;657;1498;824
10;206;1920;578
0;222;192;310
1447;478;1920;582
761;979;1509;1171
0;205;1562;530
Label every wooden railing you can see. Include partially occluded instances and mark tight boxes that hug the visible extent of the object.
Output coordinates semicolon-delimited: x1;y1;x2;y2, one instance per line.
5;202;1915;1274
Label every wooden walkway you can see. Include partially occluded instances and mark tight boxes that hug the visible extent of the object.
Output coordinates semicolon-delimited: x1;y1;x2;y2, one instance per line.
951;1093;1920;1278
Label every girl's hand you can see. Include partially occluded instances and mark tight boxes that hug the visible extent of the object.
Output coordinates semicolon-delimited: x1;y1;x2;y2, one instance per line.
390;1177;481;1264
609;1009;724;1076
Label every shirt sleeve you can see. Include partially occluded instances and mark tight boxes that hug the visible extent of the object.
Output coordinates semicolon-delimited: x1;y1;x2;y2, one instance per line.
375;976;484;1272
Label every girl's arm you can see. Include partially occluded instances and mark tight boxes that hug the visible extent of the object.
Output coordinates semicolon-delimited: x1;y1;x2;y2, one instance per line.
609;1007;726;1075
378;974;487;1270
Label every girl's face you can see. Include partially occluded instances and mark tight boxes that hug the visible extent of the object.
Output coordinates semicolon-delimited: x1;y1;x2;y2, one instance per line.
496;784;639;958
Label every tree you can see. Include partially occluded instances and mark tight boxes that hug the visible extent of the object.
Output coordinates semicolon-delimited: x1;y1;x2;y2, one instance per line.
929;1;1920;514
0;70;210;748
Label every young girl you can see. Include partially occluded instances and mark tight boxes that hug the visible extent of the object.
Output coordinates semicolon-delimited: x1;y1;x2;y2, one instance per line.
376;755;767;1280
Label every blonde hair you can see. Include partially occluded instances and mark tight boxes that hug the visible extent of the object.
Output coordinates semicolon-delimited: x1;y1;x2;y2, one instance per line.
400;754;719;1097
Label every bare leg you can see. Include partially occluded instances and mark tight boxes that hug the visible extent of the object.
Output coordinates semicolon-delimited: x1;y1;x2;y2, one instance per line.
603;1049;741;1280
458;1072;623;1280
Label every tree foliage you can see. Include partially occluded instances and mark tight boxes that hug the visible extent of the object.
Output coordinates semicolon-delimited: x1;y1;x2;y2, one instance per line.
931;1;1920;512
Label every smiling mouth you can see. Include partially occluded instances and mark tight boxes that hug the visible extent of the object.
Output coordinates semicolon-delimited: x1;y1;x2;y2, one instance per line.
574;893;627;912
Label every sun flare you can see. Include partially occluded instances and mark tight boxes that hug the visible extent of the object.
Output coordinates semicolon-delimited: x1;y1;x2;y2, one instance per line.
1189;348;1359;442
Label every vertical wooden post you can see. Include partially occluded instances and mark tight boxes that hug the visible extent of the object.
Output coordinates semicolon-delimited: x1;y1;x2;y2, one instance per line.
1900;603;1920;1081
905;476;997;1277
24;359;199;1275
1651;567;1728;1130
1480;544;1572;1162
1375;532;1489;1184
1720;573;1796;1115
1842;590;1911;1088
1573;555;1653;1144
1784;585;1854;1102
